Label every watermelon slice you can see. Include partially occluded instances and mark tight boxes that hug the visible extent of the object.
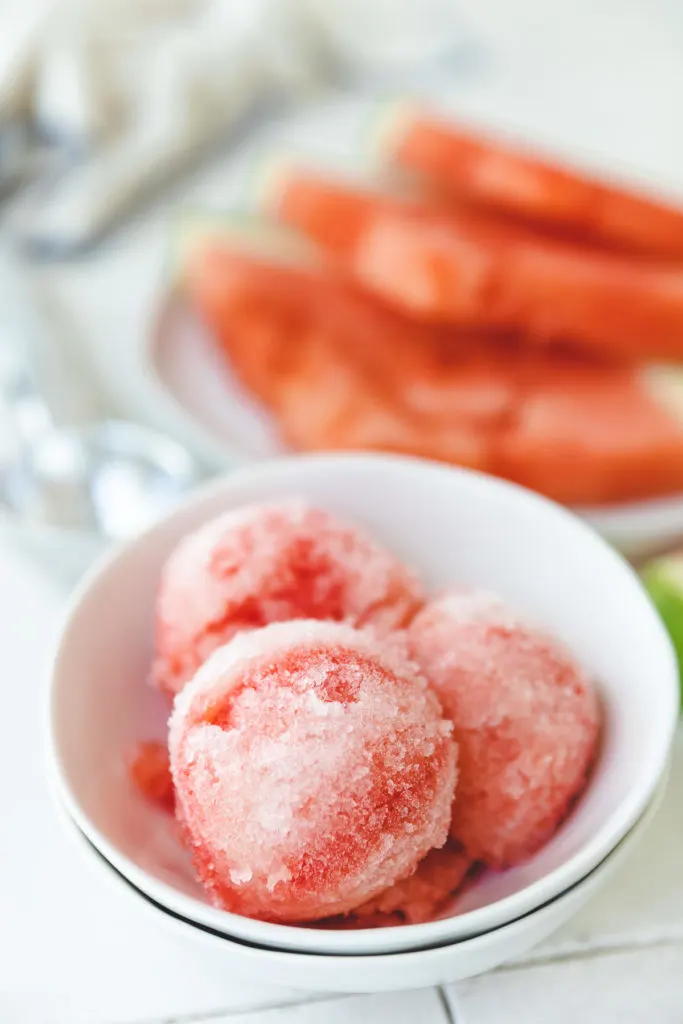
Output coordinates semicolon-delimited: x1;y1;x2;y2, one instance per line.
495;362;683;507
168;209;319;283
264;165;683;362
171;213;683;507
376;103;683;260
172;212;514;473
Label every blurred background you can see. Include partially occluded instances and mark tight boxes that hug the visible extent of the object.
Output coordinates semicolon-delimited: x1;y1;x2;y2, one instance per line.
1;0;683;580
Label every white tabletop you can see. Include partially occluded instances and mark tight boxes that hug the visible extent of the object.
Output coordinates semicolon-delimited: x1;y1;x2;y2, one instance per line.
3;1;683;1020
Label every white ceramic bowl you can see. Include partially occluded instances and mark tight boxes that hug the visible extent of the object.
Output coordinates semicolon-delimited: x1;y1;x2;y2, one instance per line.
57;778;664;992
49;455;679;956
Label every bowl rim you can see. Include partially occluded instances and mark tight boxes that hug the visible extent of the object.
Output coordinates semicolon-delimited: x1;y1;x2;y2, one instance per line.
47;453;681;955
55;769;666;963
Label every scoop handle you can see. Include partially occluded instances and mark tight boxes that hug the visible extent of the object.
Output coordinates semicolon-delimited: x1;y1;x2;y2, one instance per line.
0;244;108;438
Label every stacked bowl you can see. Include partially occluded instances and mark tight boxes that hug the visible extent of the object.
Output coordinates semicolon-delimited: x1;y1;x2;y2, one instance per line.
48;455;679;992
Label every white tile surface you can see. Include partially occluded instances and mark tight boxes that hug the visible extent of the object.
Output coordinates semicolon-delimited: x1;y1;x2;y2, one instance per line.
201;990;449;1024
448;944;683;1024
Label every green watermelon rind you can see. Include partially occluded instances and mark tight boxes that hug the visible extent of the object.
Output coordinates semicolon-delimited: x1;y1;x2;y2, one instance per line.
167;209;316;286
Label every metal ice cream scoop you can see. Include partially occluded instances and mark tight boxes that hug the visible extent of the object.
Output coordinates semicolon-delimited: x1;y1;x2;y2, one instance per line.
0;263;202;578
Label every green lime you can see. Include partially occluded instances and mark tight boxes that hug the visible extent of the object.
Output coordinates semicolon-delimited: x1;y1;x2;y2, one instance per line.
642;554;683;709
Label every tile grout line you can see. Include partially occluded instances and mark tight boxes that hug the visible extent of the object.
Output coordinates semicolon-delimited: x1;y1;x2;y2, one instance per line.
117;985;458;1024
437;985;458;1024
118;992;355;1024
491;934;683;975
112;937;683;1023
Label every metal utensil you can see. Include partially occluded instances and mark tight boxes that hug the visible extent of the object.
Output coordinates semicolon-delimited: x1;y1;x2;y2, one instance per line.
0;415;201;578
0;259;203;579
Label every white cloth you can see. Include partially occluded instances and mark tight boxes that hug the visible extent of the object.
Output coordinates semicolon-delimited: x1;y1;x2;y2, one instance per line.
0;0;463;251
